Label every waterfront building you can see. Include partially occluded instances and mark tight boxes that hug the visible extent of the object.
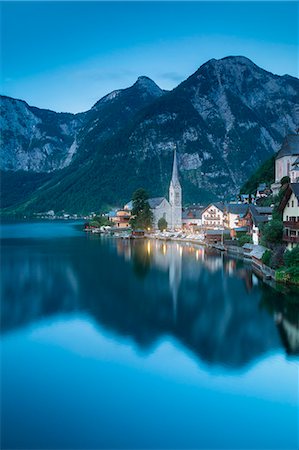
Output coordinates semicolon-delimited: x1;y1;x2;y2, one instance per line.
225;204;248;229
201;203;226;229
108;209;131;228
278;183;299;249
123;149;182;230
242;205;273;245
182;205;203;229
148;197;172;229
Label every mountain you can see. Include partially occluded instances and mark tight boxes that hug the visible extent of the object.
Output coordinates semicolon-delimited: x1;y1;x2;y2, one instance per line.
1;56;298;214
239;155;275;195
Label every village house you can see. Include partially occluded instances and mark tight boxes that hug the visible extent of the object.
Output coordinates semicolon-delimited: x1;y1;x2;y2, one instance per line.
239;194;256;204
201;203;225;229
271;133;299;195
242;205;273;245
225;204;248;229
278;183;299;249
256;183;272;200
108;209;131;228
182;205;203;229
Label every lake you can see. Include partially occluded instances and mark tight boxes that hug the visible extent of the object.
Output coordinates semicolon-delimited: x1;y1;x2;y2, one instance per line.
1;221;298;449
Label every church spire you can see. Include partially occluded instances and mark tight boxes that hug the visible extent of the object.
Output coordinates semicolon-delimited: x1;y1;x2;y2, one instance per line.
171;147;180;187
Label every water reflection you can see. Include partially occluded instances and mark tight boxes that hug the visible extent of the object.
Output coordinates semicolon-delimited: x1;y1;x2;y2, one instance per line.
1;233;299;369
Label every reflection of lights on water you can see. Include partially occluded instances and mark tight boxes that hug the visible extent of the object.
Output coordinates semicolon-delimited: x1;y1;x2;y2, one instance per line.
147;241;151;255
179;246;183;256
196;250;199;261
163;244;167;255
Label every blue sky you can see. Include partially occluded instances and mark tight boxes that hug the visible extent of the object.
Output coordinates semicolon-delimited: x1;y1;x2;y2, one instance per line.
1;1;298;113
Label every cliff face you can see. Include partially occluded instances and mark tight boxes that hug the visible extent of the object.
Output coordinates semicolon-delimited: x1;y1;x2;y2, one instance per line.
0;96;83;172
1;56;298;213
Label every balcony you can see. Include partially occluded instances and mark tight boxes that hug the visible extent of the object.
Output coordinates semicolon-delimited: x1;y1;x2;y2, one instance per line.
283;220;299;229
283;234;299;243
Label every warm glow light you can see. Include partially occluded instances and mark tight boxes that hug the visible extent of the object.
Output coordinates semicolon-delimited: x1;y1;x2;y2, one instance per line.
162;244;166;255
196;250;199;260
147;241;151;255
147;227;151;231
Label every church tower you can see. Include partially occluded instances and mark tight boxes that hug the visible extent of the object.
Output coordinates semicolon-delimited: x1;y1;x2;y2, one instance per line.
169;148;182;230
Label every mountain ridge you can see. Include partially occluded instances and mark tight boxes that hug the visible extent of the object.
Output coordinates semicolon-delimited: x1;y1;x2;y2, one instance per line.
1;56;298;213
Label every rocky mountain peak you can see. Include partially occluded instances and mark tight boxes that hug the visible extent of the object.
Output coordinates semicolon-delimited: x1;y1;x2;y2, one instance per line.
133;76;164;97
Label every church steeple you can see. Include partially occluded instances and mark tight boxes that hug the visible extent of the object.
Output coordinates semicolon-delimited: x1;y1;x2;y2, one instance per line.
169;146;182;230
170;148;180;188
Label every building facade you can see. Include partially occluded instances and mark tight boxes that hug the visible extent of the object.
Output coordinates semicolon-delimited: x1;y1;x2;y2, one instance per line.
201;203;225;229
279;184;299;249
272;134;299;195
147;149;182;230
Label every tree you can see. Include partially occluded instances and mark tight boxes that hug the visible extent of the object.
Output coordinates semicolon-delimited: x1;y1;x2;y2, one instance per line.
261;219;283;246
130;188;153;230
89;215;111;227
284;247;299;268
280;176;290;186
238;234;252;247
158;217;168;232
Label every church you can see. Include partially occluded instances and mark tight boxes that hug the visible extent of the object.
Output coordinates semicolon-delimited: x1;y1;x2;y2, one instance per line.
148;149;182;230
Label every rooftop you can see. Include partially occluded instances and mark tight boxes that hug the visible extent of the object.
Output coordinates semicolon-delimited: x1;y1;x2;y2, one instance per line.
276;134;299;159
148;197;166;208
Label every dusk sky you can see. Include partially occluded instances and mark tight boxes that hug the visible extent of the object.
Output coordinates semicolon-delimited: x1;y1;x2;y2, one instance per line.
1;1;298;113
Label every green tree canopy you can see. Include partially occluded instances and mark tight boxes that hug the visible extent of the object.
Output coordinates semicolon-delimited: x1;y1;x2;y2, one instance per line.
158;217;168;232
280;176;290;186
89;215;111;227
261;219;283;246
130;188;153;230
284;247;299;268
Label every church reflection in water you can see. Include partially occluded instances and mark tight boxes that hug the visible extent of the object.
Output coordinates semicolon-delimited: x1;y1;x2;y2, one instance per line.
1;235;299;369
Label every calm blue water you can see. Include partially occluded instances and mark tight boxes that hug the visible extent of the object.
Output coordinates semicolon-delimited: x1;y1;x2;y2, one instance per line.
1;221;298;450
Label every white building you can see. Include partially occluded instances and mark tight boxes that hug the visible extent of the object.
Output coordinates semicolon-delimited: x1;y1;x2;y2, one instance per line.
225;204;248;229
272;134;299;195
126;149;182;230
279;183;299;249
201;203;225;229
148;197;172;229
168;149;182;229
290;157;299;183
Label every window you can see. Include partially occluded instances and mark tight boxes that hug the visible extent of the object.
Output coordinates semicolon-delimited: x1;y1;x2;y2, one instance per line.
291;200;294;207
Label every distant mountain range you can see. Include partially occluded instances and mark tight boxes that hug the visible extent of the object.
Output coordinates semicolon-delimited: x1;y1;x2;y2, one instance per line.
1;56;298;214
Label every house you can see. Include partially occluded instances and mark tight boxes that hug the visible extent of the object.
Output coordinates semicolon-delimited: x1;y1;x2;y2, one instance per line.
182;205;203;229
239;194;256;204
271;133;299;195
204;229;230;244
242;205;273;245
201;203;225;229
256;183;271;199
108;209;131;228
225;204;248;229
278;183;299;249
